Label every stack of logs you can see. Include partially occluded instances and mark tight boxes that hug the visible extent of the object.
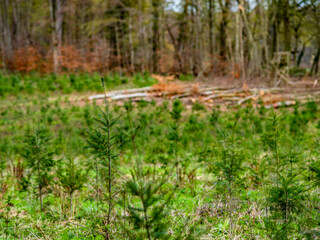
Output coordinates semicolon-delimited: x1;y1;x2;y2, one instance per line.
89;77;320;109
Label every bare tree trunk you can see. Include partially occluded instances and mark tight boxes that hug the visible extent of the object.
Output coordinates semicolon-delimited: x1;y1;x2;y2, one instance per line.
239;1;261;74
138;0;145;72
152;0;160;73
50;0;66;73
269;0;279;58
297;43;305;67
261;0;269;64
25;0;33;46
195;0;203;75
293;29;299;65
208;0;215;69
311;47;320;75
177;0;189;74
50;0;56;71
283;0;291;52
218;0;230;62
191;3;196;74
236;7;245;80
235;9;240;69
0;3;6;71
166;23;183;75
1;0;13;63
128;11;135;72
115;24;122;75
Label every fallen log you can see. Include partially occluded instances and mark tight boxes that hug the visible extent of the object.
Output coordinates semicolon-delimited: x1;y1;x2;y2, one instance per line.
198;86;235;92
89;87;152;100
203;89;240;101
111;92;154;100
171;93;192;99
237;95;258;105
89;85;240;101
264;100;296;109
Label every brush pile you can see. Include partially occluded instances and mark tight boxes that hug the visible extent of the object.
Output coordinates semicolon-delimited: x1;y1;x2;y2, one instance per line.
89;75;320;108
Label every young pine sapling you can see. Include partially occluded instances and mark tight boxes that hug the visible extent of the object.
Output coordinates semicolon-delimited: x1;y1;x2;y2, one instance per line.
168;99;184;184
57;154;87;218
124;168;174;240
212;116;245;237
263;114;308;239
22;129;54;212
86;77;125;239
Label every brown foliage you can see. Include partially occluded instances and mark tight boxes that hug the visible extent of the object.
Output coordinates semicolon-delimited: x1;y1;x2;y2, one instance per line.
191;83;199;94
232;64;241;79
11;46;42;72
260;92;286;104
151;74;184;96
5;43;238;77
59;46;83;72
8;43;113;73
151;74;175;83
83;42;109;72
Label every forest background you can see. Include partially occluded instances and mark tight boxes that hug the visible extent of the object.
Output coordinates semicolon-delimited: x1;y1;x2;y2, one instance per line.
1;0;319;80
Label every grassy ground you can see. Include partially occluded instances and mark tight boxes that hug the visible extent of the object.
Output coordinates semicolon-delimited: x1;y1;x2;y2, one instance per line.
0;73;320;239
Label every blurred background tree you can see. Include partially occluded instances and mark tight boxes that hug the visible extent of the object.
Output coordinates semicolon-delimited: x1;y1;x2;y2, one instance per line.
0;0;319;77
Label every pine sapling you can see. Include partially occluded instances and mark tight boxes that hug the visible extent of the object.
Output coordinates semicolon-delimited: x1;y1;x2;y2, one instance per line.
86;77;124;239
168;99;184;184
0;196;14;240
124;101;140;174
213;116;244;237
57;154;87;218
262;113;281;182
124;168;175;240
121;102;176;240
263;114;308;239
22;129;54;212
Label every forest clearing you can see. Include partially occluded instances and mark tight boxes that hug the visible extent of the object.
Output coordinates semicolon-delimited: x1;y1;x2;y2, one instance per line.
0;73;320;239
1;0;320;239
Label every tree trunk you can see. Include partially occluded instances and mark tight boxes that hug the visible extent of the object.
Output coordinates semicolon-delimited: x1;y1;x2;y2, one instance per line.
239;1;261;74
1;0;13;63
128;11;135;72
194;0;202;75
152;0;160;73
219;0;230;62
283;0;291;52
0;3;6;71
50;0;65;73
177;1;189;74
138;0;145;72
261;0;269;64
208;0;215;68
297;43;305;67
293;28;299;65
269;0;279;58
166;23;183;75
311;48;320;75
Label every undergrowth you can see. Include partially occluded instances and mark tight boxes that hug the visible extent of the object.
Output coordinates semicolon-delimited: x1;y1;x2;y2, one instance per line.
0;79;320;239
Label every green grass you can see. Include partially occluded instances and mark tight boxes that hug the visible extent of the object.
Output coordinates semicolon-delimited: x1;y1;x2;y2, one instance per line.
0;71;157;97
0;76;320;239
